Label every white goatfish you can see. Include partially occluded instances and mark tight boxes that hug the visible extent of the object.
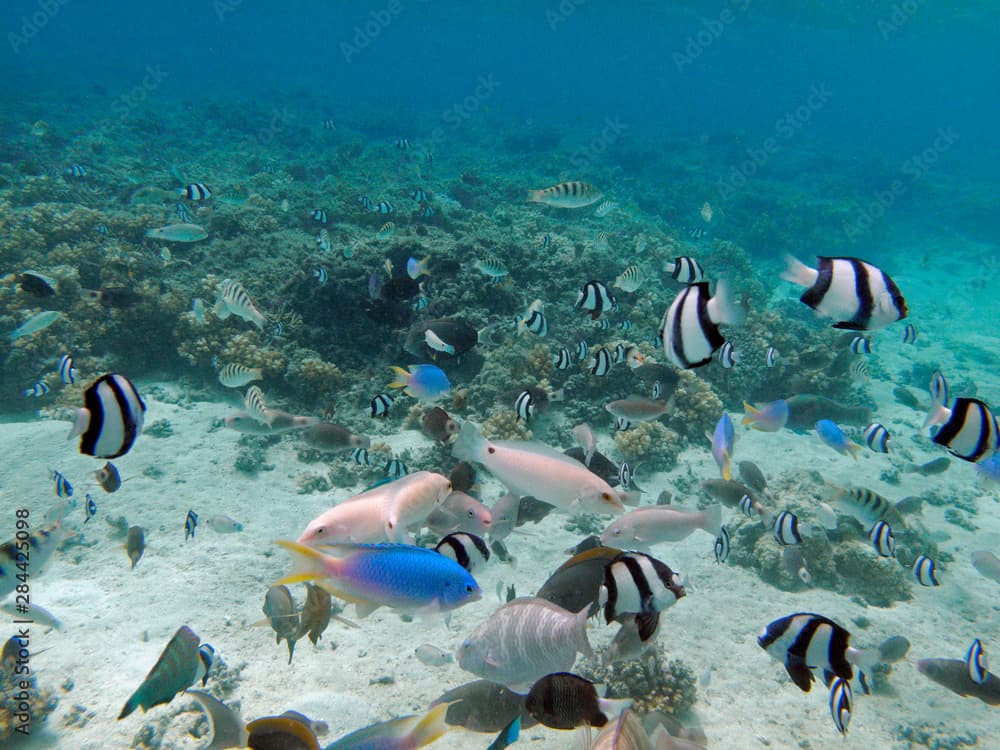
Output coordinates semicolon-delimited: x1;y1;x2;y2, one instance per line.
452;422;630;514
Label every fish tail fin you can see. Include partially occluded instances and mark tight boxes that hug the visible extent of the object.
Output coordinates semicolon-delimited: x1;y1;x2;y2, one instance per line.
846;441;861;461
707;277;745;326
619;491;643;507
780;254;813;286
451;421;486;462
722;455;732;480
525;189;543;203
274;540;332;585
703;503;723;534
249;368;263;381
388;365;410;389
118;689;143;720
408;703;451;749
741;401;759;425
923;404;950;430
249;310;265;330
549;388;565;402
574;604;595;661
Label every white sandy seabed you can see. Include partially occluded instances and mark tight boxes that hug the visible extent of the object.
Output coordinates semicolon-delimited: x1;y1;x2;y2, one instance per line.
2;365;1000;750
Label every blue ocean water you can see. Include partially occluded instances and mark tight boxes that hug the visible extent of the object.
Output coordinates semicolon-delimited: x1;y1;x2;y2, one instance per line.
2;2;1000;749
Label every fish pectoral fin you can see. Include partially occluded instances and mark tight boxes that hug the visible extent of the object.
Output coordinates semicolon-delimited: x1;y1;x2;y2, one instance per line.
354;601;381;619
785;655;815;692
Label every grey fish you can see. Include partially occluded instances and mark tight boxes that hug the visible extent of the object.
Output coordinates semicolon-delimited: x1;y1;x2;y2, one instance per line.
699;479;758;508
517;496;556;526
302;422;371;452
126;526;145;570
144;223;208;242
917;658;1000;704
971;550;1000;584
904;457;951;476
537;545;620;616
206;514;244;533
186;691;249;750
457;597;594;688
892;386;921;409
432;680;537;732
489;494;520;542
415;643;454;667
8;310;60;340
877;635;910;663
426;492;492;536
263;585;299;664
118;625;201;718
738;461;768;494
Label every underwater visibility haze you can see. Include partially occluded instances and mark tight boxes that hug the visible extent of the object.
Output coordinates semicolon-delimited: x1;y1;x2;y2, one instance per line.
1;1;1000;748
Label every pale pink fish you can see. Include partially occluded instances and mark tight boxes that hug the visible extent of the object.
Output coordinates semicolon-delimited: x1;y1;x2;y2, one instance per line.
425;491;492;536
599;505;722;549
298;471;451;545
605;397;672;423
456;597;593;688
452;422;629;514
572;423;596;466
225;410;317;434
488;494;520;541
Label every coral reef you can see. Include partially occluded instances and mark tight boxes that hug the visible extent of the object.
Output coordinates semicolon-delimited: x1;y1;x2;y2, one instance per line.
613;421;681;470
0;652;59;743
584;650;697;718
481;409;532;441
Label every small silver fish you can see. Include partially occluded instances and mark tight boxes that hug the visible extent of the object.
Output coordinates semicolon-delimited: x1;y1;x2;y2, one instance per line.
144;223;208;243
415;643;454;667
206;514;243;533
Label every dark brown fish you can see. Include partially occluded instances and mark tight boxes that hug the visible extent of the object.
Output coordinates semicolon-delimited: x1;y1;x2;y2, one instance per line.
381;275;420;302
878;635;910;663
905;457;951;476
785;394;871;430
263;585;299;664
422;407;460;443
126;526;145;570
564;447;621;487
449;461;477;494
432;679;537;732
526;672;610;729
404;318;479;358
916;658;1000;705
96;461;122;493
17;271;56;297
700;479;757;508
537;545;620;616
296;583;332;646
517;496;556;526
302;423;370;452
88;286;142;308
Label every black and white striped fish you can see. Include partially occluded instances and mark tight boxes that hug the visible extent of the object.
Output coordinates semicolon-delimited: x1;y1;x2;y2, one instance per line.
575;281;616;320
435;532;490;573
372;200;394;214
902;323;917;344
313;267;328;284
521;309;547;337
514;390;534;422
688;227;707;239
739;494;756;519
97;223;110;235
927;396;999;463
370;393;394;418
929;370;948;407
966;639;988;685
851;360;870;381
52;469;73;498
912;555;940;586
174;202;193;223
58;354;76;384
84;493;97;523
660;279;744;369
717;341;737;368
714;527;730;563
593;319;611;331
586;347;613;376
410;188;429;202
358;195;374;210
553;347;572;370
311;209;328;224
418;202;434;218
178;183;212;201
385;458;408;478
23;381;49;398
70;374;146;459
575;340;589;361
395;138;411;149
185;509;198;542
664;256;705;284
868;520;895;557
600;551;686;623
773;510;803;546
862;422;890;453
765;346;779;367
849;336;872;354
615;417;632;431
351;447;370;465
758;612;866;692
65;164;87;178
322;118;336;129
618;461;634;488
828;676;852;735
782;255;907;331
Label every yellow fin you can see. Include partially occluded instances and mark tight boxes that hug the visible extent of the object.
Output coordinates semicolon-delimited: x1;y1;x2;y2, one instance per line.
388;365;410;389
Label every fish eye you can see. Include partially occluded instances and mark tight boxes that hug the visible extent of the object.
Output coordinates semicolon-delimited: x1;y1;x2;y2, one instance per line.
467;509;475;517
613;528;622;536
315;527;325;535
488;447;496;454
465;584;475;592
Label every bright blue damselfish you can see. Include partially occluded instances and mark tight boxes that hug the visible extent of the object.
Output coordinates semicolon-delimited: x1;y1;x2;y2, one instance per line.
815;419;860;459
